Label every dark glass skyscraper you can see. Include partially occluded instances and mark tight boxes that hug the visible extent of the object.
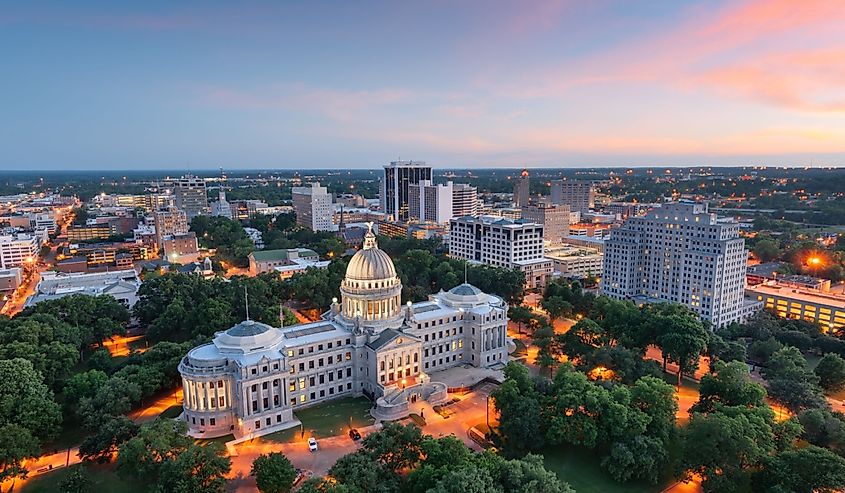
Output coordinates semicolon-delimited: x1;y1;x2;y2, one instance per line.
381;160;432;222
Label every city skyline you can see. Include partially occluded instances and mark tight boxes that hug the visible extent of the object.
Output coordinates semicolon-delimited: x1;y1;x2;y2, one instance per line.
3;0;845;170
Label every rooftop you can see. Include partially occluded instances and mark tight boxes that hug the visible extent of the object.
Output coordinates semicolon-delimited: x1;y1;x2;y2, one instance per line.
250;248;318;261
747;282;845;310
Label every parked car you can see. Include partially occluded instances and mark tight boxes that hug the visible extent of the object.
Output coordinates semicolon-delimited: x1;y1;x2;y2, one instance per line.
308;437;318;452
348;428;361;441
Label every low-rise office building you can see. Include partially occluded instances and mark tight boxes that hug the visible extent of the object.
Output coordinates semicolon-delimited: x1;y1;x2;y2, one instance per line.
248;248;324;277
27;269;141;308
449;216;552;288
746;281;845;332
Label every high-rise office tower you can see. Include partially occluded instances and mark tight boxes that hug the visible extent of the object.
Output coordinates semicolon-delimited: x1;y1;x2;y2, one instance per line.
173;175;209;219
381;160;432;222
513;169;530;208
154;205;189;249
449;216;551;288
292;182;334;231
550;180;595;214
408;180;453;224
601;201;756;327
521;203;571;245
452;183;478;217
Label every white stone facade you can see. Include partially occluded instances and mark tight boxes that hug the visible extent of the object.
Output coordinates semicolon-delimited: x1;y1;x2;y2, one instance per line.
292;183;334;232
602;201;752;327
448;215;552;288
179;226;509;438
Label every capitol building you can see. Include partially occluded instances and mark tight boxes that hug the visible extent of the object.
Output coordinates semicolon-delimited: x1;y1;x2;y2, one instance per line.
178;227;510;438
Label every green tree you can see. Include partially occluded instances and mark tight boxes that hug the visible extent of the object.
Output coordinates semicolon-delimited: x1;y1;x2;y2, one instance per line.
763;346;826;412
63;369;109;407
252;452;298;493
0;358;62;442
491;363;544;456
361;422;423;473
0;424;40;483
509;305;533;334
815;353;845;392
681;406;776;493
156;442;231;493
297;477;356;493
647;304;708;386
59;465;92;493
692;361;767;413
79;416;139;463
558;318;611;360
755;445;845;493
330;450;398;493
752;238;781;262
116;419;192;482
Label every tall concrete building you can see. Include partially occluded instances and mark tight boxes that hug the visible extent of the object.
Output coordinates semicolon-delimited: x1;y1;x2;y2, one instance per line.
173;175;209;219
381;161;432;222
449;216;552;288
408;180;453;225
154;206;189;249
292;183;334;232
452;183;478;217
601;201;756;327
521;203;571;245
513;169;530;208
550;180;595;214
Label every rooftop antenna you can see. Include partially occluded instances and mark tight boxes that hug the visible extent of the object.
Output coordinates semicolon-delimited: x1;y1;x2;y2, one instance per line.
279;302;284;327
244;286;250;321
464;260;468;285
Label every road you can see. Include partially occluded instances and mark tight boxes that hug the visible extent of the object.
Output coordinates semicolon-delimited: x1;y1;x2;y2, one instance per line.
226;385;493;492
102;334;147;357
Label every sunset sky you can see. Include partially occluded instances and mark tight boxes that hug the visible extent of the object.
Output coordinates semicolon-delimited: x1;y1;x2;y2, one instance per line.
3;0;845;169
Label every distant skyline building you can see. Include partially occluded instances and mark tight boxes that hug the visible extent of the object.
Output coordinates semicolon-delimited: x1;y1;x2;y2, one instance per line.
381;160;432;222
550;180;595;214
451;183;478;218
173;175;209;219
521;202;571;245
601;201;757;327
154;205;189;249
210;188;233;219
292;182;334;231
513;169;530;208
408;180;453;225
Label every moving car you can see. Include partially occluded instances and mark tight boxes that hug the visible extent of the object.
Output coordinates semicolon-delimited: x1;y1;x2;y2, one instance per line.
308;437;318;452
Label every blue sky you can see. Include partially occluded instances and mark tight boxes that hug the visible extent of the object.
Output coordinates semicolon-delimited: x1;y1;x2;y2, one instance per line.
2;1;845;170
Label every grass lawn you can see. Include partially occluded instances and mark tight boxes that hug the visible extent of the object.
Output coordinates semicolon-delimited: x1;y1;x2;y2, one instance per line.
542;443;680;493
264;396;375;442
21;463;142;493
159;405;183;419
195;433;235;447
512;338;528;357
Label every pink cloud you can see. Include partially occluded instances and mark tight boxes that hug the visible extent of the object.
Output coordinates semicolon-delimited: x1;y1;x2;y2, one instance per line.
490;0;845;113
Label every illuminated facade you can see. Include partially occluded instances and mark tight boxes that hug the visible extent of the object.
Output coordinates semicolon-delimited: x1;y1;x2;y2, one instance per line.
747;281;845;332
179;225;509;438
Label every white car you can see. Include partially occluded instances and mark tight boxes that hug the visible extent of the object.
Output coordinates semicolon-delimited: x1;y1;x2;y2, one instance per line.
308;437;318;452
